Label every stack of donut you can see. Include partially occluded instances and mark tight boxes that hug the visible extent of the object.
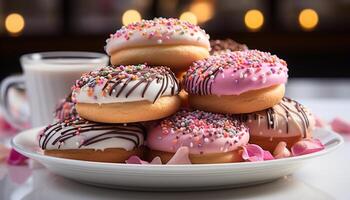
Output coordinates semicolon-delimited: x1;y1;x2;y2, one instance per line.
38;18;315;164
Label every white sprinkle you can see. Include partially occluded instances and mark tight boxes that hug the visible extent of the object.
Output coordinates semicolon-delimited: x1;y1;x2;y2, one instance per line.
190;142;194;147
157;39;163;44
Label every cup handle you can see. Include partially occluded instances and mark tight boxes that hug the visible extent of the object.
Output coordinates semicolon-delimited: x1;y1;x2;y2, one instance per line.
0;75;27;130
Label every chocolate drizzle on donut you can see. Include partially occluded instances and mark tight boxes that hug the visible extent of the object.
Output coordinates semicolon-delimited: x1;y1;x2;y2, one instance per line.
232;97;312;138
72;64;179;103
39;118;146;150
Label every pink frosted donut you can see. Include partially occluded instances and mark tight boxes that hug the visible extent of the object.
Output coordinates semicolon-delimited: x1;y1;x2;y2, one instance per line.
183;50;289;114
147;110;249;164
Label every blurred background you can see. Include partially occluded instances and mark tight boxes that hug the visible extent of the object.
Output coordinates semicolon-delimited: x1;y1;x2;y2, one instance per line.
0;0;350;81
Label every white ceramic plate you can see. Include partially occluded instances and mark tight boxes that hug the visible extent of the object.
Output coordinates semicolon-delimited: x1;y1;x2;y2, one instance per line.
12;127;343;191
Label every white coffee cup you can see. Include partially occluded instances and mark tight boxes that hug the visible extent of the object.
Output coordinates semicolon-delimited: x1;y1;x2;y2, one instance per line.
0;51;108;129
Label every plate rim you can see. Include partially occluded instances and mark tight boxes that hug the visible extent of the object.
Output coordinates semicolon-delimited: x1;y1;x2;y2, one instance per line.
11;126;344;170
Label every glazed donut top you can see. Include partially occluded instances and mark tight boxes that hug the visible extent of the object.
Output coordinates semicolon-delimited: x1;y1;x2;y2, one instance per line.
147;110;249;154
183;50;288;96
72;64;180;104
39;118;146;151
233;97;315;138
210;39;248;55
105;18;210;55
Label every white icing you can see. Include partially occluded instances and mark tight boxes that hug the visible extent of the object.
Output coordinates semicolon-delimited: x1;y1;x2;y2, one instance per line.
105;19;210;55
40;124;144;151
75;75;179;104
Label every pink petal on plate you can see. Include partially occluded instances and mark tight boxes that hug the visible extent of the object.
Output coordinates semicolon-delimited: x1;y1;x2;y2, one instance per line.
125;156;149;164
315;116;326;128
241;144;265;162
6;149;28;165
263;151;275;160
330;117;350;134
166;146;192;165
291;139;325;156
149;156;162;164
273;141;291;159
125;155;162;165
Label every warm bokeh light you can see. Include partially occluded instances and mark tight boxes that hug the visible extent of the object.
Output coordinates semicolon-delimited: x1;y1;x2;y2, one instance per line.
122;10;141;26
189;1;214;24
180;12;198;25
299;9;319;30
244;9;264;31
5;13;25;35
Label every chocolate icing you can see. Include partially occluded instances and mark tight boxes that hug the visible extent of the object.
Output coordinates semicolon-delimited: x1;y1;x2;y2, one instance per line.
232;97;312;138
39;118;146;150
73;65;179;103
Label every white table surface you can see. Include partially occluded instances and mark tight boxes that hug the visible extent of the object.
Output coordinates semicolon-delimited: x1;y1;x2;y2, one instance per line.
1;91;350;199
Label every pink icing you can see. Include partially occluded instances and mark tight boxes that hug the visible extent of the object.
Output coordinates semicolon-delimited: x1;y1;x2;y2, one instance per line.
212;63;287;95
184;50;288;96
147;110;249;154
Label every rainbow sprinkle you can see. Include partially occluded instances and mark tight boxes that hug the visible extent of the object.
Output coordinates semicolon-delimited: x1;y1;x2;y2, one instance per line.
106;18;209;44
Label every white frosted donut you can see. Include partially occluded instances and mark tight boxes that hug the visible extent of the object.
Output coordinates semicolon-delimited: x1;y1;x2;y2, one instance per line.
105;18;210;55
72;64;181;123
